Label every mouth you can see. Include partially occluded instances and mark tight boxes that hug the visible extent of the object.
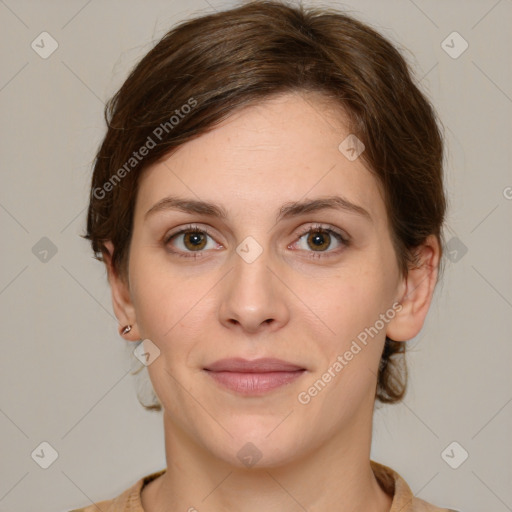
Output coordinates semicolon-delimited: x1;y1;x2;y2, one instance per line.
203;358;306;395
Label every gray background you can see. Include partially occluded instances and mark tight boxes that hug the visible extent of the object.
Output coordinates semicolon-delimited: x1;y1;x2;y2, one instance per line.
1;0;511;511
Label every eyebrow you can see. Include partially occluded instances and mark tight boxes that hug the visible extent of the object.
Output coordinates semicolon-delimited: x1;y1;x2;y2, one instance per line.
144;194;372;223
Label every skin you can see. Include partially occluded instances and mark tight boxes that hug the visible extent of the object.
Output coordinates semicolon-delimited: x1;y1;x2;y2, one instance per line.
104;91;440;512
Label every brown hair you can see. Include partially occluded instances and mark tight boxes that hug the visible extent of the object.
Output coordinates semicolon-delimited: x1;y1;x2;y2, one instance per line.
83;0;446;409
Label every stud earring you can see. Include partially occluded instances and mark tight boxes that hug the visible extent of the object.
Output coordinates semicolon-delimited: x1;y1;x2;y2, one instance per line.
121;325;132;335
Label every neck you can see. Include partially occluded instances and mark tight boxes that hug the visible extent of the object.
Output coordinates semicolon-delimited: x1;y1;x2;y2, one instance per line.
142;400;392;512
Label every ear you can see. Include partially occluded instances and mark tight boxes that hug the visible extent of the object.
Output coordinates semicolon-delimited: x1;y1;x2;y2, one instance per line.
386;235;441;342
103;240;141;342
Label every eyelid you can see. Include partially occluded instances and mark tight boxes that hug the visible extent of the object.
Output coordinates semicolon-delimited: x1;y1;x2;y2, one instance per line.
293;223;350;244
163;223;218;244
161;223;217;250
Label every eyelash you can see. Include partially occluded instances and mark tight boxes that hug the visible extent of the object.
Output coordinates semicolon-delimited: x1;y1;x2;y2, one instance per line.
163;223;350;260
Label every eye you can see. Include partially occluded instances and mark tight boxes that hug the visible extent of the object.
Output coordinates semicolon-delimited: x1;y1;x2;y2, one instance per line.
164;224;220;259
163;223;350;260
290;224;350;259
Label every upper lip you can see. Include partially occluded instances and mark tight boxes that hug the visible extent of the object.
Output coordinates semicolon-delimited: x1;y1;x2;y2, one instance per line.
204;358;305;372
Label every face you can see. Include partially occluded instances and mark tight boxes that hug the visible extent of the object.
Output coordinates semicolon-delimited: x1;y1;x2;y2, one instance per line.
111;91;414;467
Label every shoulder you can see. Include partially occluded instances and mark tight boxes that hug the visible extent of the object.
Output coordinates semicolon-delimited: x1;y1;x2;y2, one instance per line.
68;497;115;512
67;469;166;512
370;460;458;512
67;490;130;512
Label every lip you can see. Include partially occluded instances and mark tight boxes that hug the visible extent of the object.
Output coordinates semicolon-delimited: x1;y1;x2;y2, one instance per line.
204;357;305;372
204;358;306;395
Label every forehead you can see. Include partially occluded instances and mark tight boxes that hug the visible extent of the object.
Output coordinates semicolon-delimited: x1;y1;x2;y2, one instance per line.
135;91;387;227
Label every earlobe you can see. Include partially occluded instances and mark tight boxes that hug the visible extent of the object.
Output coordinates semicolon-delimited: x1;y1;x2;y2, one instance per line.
386;235;441;342
103;241;141;342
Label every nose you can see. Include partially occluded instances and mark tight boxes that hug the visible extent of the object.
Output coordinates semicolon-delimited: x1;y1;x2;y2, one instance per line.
218;245;290;334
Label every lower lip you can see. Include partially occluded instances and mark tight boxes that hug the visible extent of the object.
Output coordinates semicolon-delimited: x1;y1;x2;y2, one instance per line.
205;370;305;395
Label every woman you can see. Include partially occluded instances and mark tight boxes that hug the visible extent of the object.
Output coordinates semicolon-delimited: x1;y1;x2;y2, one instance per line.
75;0;457;510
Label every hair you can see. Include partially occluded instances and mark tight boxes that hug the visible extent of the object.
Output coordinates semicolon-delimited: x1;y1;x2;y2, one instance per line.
83;0;446;410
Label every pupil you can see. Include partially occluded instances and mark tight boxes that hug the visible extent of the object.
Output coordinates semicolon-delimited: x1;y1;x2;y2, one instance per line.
190;233;202;245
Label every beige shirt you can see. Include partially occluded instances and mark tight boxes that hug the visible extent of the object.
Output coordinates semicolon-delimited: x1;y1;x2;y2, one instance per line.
70;460;458;511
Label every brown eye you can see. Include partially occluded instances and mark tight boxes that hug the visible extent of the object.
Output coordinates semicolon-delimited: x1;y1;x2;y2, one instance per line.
165;225;218;258
306;229;332;251
182;230;207;251
292;224;349;259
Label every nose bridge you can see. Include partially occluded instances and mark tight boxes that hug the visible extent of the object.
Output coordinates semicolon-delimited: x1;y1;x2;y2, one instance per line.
218;234;288;331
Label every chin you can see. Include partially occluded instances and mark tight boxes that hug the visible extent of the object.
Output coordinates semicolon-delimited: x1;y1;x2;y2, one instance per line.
206;421;303;469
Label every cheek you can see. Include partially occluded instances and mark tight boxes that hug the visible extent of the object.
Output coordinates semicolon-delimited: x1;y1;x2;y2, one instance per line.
129;249;214;361
326;269;390;329
314;276;390;383
129;249;184;338
313;274;395;395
